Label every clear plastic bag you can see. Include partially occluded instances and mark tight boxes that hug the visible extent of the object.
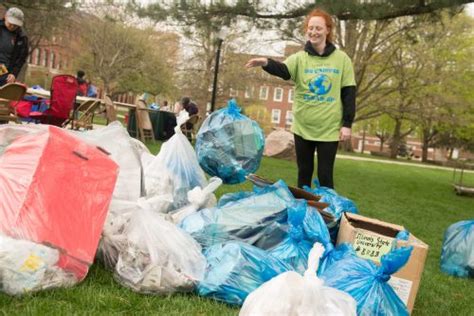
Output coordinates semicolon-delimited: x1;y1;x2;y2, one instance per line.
195;99;265;184
440;220;474;278
321;246;413;316
97;194;174;269
145;111;207;210
0;234;77;295
240;243;357;316
113;204;206;294
198;241;291;305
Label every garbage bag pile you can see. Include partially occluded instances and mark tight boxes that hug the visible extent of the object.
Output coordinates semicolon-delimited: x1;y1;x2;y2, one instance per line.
91;118;217;294
0;113;425;316
0;125;118;294
240;243;357;316
195;99;265;184
440;220;474;278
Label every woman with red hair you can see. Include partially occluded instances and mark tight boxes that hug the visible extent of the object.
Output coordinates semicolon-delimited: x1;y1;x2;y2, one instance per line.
246;8;356;189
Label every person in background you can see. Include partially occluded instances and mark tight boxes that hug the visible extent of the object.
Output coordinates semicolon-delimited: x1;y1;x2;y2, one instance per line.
180;97;199;140
245;8;356;189
76;70;88;96
161;100;170;111
0;7;28;86
181;97;198;116
86;81;97;98
173;100;182;114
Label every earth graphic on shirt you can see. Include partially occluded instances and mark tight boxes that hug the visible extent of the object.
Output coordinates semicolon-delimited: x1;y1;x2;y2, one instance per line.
308;74;332;95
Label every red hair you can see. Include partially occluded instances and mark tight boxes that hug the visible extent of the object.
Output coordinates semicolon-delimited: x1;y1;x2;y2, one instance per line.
303;9;335;43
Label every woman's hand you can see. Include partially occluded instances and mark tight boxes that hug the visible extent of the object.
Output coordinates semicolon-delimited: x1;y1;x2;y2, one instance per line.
339;127;352;141
245;58;268;68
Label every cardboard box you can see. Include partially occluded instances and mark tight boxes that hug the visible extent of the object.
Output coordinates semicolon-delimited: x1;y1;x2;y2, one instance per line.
337;212;429;313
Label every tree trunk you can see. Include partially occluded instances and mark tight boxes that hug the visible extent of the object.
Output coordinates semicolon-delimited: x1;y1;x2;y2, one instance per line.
361;127;366;154
390;120;402;159
448;147;454;160
421;142;429;162
421;129;430;162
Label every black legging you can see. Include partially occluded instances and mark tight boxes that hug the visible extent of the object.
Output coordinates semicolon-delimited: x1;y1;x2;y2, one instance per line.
294;134;339;189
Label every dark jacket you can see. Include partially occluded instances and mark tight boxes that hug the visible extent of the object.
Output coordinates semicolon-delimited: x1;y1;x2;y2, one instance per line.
0;20;29;77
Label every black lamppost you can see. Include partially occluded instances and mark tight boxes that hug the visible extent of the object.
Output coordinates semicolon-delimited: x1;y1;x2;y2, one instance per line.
210;27;229;113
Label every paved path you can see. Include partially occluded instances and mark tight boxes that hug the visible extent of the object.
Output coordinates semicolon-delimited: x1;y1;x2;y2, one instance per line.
335;154;474;174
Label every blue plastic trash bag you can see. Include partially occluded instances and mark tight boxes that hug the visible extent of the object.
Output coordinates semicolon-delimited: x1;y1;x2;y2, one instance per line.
197;241;291;305
195;99;265;184
300;204;355;274
305;178;358;242
306;178;359;220
180;180;293;249
269;199;341;274
268;200;313;273
321;246;413;316
217;191;254;207
440;220;474;278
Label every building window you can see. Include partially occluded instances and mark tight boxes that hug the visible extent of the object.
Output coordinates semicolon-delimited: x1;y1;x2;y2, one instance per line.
229;88;238;97
33;48;40;65
271;109;281;124
244;86;254;99
50;51;56;69
42;49;49;67
274;87;283;102
259;86;268;100
286;111;293;125
288;89;294;103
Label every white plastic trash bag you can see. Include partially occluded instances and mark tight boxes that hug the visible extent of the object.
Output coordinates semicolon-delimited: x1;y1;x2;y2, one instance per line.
113;204;206;294
239;242;357;316
0;234;76;295
145;111;208;210
170;177;222;224
98;194;174;269
74;121;145;201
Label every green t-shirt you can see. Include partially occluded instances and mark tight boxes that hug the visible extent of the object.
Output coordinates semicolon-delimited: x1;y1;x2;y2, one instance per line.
284;49;355;141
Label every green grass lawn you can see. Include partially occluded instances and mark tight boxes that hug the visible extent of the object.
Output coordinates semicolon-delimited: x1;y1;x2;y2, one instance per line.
1;147;473;315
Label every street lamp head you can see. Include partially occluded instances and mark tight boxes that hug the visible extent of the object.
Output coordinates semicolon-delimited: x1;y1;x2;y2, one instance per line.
217;26;230;41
